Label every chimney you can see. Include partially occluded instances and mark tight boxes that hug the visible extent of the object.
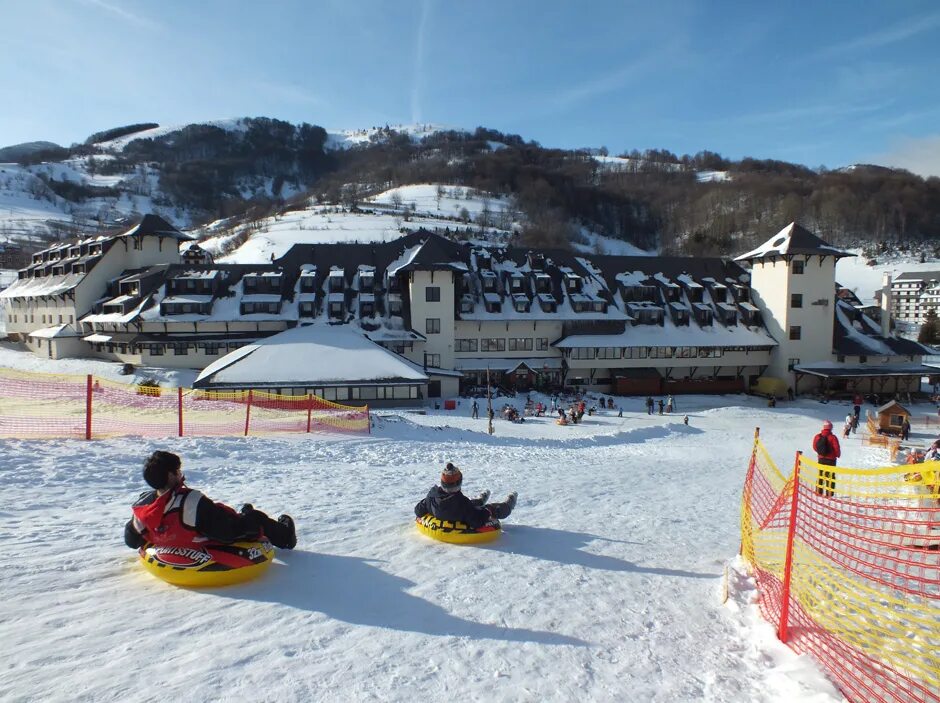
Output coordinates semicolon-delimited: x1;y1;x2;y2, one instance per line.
880;273;892;337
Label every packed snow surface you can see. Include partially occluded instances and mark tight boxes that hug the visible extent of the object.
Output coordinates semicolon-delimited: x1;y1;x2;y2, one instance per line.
0;348;876;701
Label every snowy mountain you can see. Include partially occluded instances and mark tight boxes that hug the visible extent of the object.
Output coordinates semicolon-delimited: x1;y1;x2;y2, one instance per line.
2;116;939;266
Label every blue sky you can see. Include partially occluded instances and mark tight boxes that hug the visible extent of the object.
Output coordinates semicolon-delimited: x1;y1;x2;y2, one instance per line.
2;0;940;175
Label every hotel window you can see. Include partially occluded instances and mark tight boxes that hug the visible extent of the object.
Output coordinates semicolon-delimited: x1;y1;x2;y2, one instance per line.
790;293;803;308
508;338;533;351
455;339;478;352
481;338;505;352
787;358;800;370
424;353;440;367
426;318;441;334
536;338;549;351
425;286;441;302
789;326;801;340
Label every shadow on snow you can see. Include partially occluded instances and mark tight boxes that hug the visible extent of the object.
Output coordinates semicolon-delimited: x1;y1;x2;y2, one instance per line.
216;550;588;647
489;525;718;579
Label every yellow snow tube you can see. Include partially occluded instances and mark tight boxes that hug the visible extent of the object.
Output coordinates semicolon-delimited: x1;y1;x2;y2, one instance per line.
415;514;501;545
138;540;275;587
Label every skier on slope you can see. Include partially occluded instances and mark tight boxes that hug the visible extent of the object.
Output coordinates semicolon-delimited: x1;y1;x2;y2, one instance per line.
414;463;517;529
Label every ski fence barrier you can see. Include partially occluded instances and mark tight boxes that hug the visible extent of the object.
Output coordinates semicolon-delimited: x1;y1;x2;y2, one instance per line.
740;428;939;703
0;368;370;439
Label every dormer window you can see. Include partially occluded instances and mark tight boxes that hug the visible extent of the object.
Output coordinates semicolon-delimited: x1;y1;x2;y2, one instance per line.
360;274;374;293
534;273;552;294
459;296;474;313
389;300;403;316
329;271;345;293
564;274;582;292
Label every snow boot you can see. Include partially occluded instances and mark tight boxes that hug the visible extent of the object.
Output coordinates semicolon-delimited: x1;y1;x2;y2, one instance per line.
506;492;518;512
475;489;491;505
277;514;297;550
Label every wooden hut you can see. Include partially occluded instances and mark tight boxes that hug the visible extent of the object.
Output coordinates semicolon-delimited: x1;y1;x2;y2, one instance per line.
875;400;911;435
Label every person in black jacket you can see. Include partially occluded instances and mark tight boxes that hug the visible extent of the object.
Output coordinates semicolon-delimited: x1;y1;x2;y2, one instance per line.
124;450;297;550
414;463;517;529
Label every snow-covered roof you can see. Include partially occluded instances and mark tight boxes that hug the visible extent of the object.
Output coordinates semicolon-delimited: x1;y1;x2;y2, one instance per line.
0;273;86;299
555;317;777;349
454;356;563;372
734;223;853;262
162;294;214;304
28;324;81;339
194;324;429;388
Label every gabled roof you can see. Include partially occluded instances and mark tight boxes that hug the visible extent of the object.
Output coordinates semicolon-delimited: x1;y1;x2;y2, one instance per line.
122;214;192;241
734;223;853;262
193;324;429;388
876;400;909;415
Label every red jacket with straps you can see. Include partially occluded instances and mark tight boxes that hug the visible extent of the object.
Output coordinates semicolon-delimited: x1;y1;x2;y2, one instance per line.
129;485;255;548
813;429;841;461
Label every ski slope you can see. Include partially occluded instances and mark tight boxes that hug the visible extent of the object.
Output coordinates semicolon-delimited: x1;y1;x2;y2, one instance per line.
0;348;887;701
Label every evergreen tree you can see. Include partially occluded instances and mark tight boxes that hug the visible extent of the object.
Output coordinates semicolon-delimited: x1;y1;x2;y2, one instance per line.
918;308;940;344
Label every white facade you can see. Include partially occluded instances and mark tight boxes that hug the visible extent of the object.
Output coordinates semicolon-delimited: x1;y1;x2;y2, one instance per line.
749;255;836;383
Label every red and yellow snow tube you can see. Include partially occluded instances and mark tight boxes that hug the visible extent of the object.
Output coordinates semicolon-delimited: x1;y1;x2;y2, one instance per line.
415;514;501;545
138;540;275;587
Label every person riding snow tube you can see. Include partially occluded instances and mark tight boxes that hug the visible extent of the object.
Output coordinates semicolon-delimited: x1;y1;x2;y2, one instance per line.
413;463;516;545
138;539;275;587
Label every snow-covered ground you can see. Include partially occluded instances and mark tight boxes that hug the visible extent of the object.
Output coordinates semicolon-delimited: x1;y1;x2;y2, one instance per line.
203;184;652;264
836;249;940;305
0;347;900;701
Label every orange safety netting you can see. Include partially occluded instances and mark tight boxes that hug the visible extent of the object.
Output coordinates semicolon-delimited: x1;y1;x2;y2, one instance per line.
0;368;370;439
741;430;940;703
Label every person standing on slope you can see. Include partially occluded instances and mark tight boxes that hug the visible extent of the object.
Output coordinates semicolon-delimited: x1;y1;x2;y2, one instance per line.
124;450;297;551
414;463;517;529
812;421;841;497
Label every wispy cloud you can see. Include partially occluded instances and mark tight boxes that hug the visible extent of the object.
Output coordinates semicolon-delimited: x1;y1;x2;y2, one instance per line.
252;81;322;106
874;134;940;178
547;45;676;113
813;11;940;59
411;0;432;124
78;0;162;30
724;100;893;127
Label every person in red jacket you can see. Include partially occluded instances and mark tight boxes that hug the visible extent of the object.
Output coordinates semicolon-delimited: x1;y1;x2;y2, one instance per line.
124;450;296;551
812;420;841;497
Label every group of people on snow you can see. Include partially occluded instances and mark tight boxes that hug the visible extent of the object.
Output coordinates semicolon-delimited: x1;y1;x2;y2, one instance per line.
125;451;518;555
644;395;676;415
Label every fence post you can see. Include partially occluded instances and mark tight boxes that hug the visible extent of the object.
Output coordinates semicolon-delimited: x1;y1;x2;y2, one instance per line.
367;405;371;434
178;387;184;437
740;427;761;555
85;374;93;440
244;390;253;437
306;394;313;433
778;450;803;643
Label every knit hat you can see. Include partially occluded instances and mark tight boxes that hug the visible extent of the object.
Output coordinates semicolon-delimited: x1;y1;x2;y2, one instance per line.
440;462;463;493
822;420;833;430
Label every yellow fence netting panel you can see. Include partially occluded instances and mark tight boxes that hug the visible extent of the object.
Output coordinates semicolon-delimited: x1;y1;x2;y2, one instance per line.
741;433;940;703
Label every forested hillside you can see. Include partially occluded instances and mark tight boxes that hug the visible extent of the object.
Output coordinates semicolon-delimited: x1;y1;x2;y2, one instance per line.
3;118;939;258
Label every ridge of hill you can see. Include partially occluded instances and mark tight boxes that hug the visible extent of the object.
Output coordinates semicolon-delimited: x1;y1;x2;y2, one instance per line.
1;117;939;267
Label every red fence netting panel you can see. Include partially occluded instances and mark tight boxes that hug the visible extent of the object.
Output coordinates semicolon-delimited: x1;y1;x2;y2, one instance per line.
0;369;370;439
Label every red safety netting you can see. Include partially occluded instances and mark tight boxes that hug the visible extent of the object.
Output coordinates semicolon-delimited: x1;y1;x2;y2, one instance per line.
0;369;370;439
